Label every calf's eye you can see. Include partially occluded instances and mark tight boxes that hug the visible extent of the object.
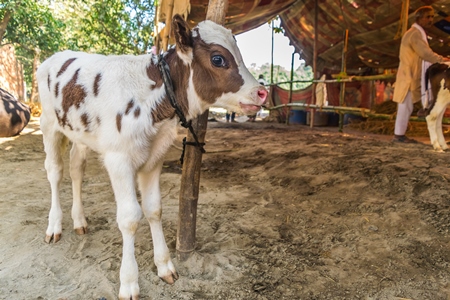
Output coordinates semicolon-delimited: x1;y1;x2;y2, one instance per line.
211;55;227;68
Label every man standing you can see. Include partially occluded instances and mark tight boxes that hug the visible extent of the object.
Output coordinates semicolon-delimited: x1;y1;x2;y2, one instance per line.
392;6;449;143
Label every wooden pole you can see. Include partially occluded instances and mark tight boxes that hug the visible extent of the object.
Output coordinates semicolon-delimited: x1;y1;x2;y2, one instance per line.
176;0;228;261
270;19;274;85
161;0;175;52
338;29;349;132
286;51;295;125
310;0;319;128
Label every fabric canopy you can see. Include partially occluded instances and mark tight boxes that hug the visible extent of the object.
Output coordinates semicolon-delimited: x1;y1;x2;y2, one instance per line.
160;0;450;72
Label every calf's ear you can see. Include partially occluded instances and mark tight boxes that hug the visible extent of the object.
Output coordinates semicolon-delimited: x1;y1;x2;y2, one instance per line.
172;14;193;54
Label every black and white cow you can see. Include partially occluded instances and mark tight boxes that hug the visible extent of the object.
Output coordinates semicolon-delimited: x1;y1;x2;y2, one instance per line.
422;62;450;152
0;88;30;137
36;15;267;299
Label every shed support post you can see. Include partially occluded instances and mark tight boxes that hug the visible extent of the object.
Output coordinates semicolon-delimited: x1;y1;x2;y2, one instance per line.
338;29;349;132
176;0;229;262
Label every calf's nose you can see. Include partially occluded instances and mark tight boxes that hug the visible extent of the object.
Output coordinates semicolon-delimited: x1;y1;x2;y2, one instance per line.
257;87;268;105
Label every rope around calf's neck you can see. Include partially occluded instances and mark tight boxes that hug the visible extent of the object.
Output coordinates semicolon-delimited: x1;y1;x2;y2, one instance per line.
157;55;206;165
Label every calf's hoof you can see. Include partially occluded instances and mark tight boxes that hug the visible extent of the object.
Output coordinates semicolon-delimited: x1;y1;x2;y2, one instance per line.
74;227;88;235
119;296;139;300
119;295;139;300
44;233;61;243
160;271;179;284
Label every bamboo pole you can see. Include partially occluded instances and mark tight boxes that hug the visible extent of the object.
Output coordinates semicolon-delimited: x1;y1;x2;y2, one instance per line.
338;29;349;132
270;19;274;85
274;73;396;85
270;102;372;113
269;102;450;124
286;52;295;125
310;0;319;128
161;0;175;52
176;0;228;262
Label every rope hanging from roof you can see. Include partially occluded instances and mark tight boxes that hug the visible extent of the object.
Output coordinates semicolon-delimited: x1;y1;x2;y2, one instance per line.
394;0;410;40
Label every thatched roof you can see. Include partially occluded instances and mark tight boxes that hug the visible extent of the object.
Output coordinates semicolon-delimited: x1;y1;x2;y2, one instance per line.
181;0;450;73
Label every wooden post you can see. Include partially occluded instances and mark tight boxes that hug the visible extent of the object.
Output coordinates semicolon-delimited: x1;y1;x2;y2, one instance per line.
310;0;319;128
286;51;295;125
176;0;228;261
30;48;41;103
161;0;175;52
270;19;274;86
338;29;349;132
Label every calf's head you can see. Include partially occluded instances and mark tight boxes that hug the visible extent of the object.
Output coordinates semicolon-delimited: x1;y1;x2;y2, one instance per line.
171;15;267;115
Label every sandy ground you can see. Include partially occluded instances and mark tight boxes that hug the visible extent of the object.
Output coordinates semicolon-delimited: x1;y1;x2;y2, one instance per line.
1;115;450;300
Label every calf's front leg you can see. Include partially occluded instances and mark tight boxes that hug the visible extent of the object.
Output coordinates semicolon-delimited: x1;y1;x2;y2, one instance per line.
138;162;178;284
104;153;142;300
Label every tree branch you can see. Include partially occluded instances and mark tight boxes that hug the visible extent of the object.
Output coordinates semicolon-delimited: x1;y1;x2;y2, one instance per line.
0;9;13;45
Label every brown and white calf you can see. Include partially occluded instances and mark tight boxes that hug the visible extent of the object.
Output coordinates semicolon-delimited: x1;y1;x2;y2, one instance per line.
0;88;30;137
423;62;450;152
37;15;267;299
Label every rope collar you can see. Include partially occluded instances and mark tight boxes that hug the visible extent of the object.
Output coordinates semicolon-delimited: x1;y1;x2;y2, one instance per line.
157;55;206;165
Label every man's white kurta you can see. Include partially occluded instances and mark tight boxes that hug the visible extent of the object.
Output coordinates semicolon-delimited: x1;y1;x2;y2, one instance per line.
393;25;444;104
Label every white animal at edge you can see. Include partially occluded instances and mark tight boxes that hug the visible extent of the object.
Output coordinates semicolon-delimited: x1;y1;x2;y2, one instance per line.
36;15;267;300
423;62;450;152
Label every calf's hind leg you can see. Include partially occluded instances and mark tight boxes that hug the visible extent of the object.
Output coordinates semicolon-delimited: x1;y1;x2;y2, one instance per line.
434;103;449;151
41;125;69;243
70;143;89;234
426;101;449;152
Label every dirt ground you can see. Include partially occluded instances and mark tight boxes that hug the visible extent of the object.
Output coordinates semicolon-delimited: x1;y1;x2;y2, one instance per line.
1;115;450;300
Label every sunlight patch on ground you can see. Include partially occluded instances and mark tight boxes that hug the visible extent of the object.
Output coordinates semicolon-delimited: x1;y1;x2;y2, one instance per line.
0;136;18;145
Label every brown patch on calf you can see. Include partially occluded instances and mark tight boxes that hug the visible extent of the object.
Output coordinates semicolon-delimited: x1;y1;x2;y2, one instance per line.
55;68;87;129
62;69;87;112
445;69;450;90
146;60;163;90
426;64;450;114
151;98;175;123
55;109;63;126
54;82;60;98
57;58;77;77
116;113;123;132
93;73;102;97
125;99;134;115
134;107;141;118
151;51;190;124
81;113;90;131
191;36;243;104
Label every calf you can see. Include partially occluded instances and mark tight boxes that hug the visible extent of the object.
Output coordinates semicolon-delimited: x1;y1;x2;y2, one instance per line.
423;62;450;152
36;15;267;299
0;88;30;137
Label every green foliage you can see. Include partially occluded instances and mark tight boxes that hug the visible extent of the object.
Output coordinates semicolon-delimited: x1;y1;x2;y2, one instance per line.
1;0;64;91
1;0;64;55
59;0;156;55
0;0;156;95
248;63;313;90
247;18;312;91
